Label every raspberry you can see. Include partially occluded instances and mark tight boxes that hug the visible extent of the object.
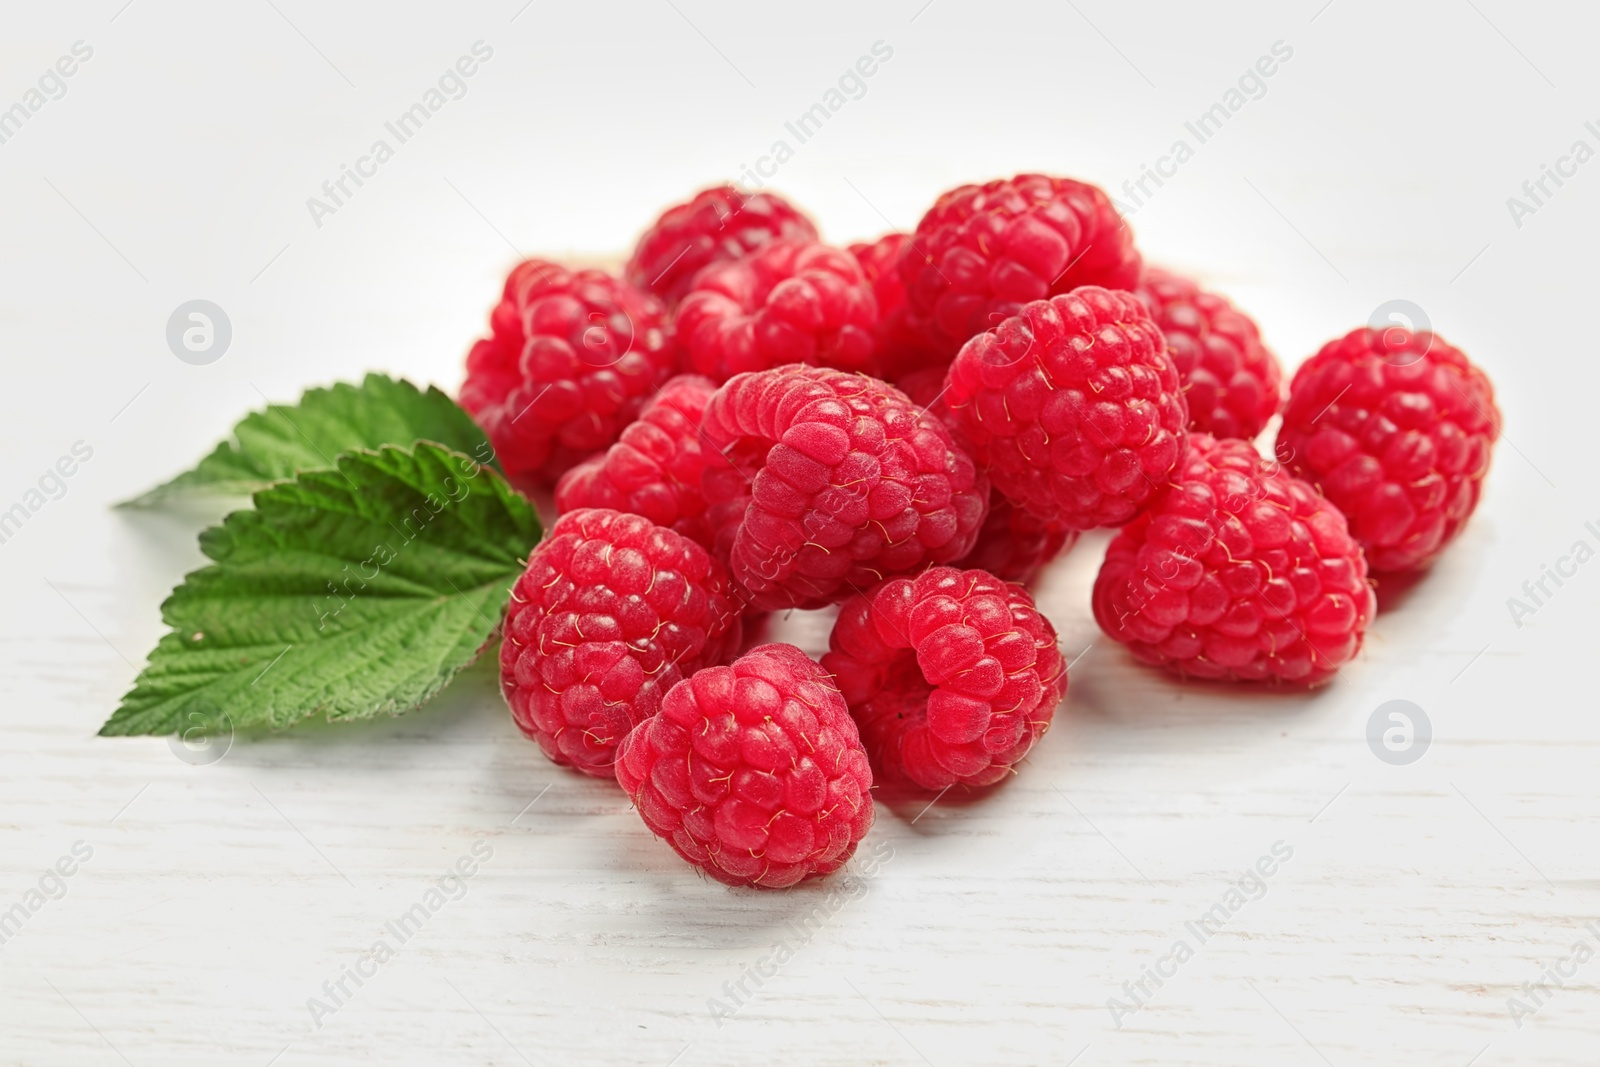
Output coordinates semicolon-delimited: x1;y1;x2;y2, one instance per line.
944;287;1188;530
460;260;678;484
1275;327;1500;572
901;174;1142;358
625;186;819;306
849;232;946;379
1092;434;1375;686
500;509;742;777
674;240;881;381
823;568;1065;790
700;364;989;611
555;375;724;546
955;490;1078;584
615;643;874;888
1136;267;1283;441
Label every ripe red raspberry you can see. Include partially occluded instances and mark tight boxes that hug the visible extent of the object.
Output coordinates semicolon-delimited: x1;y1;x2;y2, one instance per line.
616;643;874;888
700;364;989;611
674;240;880;381
823;567;1065;790
901;174;1142;358
1136;267;1283;441
460;260;678;485
626;186;819;306
1092;434;1375;686
849;232;946;380
555;375;723;546
500;509;742;777
944;287;1188;530
955;490;1079;584
1275;327;1500;572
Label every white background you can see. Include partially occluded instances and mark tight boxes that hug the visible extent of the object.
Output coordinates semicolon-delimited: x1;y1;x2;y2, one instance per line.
2;1;1597;1064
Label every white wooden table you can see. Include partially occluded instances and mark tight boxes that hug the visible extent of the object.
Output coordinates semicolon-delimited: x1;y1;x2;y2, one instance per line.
3;2;1596;1063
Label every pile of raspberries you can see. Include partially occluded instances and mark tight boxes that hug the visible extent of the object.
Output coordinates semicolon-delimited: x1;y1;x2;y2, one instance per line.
460;175;1501;889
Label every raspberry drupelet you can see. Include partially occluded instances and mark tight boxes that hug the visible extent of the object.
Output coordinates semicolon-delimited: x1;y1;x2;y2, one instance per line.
499;509;743;777
823;567;1065;790
943;286;1188;530
1275;326;1500;572
616;643;875;888
699;364;989;611
900;173;1142;359
460;260;678;485
1092;434;1375;686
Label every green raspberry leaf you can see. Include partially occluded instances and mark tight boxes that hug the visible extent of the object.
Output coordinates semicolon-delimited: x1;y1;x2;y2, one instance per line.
118;373;496;508
99;442;539;737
